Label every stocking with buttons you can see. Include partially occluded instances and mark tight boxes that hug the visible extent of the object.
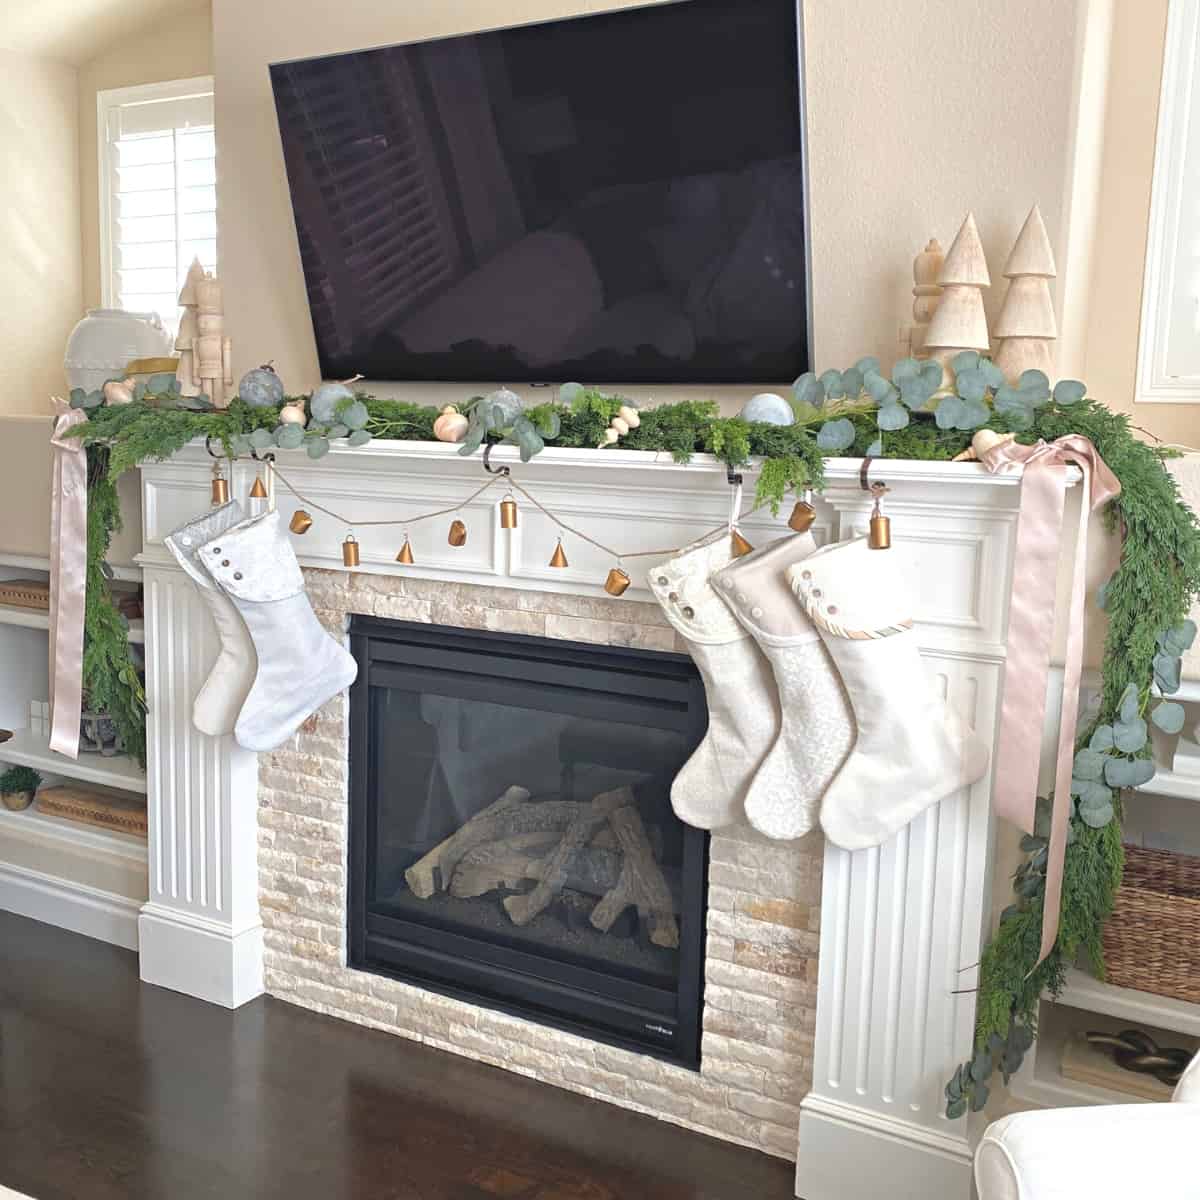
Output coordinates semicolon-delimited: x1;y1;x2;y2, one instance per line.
787;536;989;849
647;532;781;830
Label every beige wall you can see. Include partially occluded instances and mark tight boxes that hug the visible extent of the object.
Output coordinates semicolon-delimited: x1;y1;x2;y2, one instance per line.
0;51;81;417
78;1;213;311
212;0;1083;407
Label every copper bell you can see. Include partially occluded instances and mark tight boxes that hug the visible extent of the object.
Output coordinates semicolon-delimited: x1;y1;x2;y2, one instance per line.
289;509;313;535
549;539;568;568
396;537;415;565
211;461;229;506
788;499;816;533
499;496;518;529
342;533;361;567
604;567;632;597
869;512;892;550
448;519;467;547
249;475;268;499
730;529;754;558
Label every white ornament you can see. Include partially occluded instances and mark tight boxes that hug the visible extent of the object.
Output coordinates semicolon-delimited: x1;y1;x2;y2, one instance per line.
993;204;1058;385
278;402;307;425
618;405;641;429
610;417;630;436
740;393;795;425
599;427;620;445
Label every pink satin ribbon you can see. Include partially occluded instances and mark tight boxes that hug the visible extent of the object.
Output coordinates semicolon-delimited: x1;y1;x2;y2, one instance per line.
48;401;89;759
978;434;1121;965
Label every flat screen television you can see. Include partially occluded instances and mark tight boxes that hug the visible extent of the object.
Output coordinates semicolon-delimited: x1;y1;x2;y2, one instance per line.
270;0;809;385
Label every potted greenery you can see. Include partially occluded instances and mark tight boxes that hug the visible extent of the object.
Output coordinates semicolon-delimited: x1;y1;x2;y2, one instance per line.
0;765;42;812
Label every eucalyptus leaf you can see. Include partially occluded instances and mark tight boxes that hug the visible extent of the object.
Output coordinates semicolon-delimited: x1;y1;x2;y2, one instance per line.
1113;716;1149;753
275;424;304;450
892;357;921;384
1089;724;1115;752
816;418;856;451
865;371;897;406
535;410;562;439
1079;797;1115;829
865;437;883;457
877;402;910;431
1154;652;1182;695
559;382;585;405
1016;874;1042;898
82;391;104;410
840;367;864;398
1096;579;1112;611
819;369;846;399
855;356;880;376
147;372;176;393
955;368;988;403
1160;619;1198;656
1119;682;1140;724
69;387;86;406
249;428;274;449
919;360;943;393
1053;379;1087;406
951;350;981;374
793;373;824;409
969;1081;991;1113
960;397;990;428
935;396;967;430
1071;777;1114;807
945;1073;963;1101
1019;369;1051;396
899;379;931;410
994;386;1031;417
231;434;252;456
347;429;371;447
1072;747;1107;782
979;359;1006;389
458;424;485;456
1020;833;1048;852
970;1050;993;1082
342;401;370;430
1104;756;1155;788
946;1097;968;1121
305;436;331;460
327;423;349;439
1152;700;1186;734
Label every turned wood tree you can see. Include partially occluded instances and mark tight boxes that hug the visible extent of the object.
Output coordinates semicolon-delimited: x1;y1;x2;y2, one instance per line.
923;213;991;383
993;203;1057;384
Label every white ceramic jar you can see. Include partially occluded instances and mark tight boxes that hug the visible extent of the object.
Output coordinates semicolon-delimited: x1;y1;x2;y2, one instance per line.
64;309;174;393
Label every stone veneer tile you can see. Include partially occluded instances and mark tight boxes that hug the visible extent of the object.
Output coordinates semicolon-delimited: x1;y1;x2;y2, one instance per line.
258;568;822;1161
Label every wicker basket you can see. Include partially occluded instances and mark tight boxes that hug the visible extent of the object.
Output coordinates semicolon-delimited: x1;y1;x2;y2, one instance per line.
1102;844;1200;1004
0;579;50;611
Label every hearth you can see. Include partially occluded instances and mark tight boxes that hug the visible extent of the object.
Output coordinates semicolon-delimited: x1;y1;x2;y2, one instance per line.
347;616;709;1066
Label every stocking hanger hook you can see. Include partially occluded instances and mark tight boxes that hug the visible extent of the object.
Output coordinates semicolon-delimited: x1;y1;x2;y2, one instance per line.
482;443;510;477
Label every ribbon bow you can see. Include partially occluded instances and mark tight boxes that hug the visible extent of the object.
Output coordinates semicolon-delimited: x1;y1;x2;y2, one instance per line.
977;433;1121;965
48;400;89;759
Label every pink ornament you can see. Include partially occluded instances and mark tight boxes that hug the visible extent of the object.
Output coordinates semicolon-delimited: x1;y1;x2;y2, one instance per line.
103;378;135;405
278;402;307;425
433;405;469;443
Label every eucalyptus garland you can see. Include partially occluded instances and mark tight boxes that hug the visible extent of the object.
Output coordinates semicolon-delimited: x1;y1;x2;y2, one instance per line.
69;360;1200;1113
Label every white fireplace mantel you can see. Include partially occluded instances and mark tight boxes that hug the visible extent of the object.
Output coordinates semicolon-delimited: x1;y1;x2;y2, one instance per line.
135;439;1082;1200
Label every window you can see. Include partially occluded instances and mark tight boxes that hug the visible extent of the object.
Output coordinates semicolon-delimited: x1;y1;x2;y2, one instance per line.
99;77;215;333
1138;0;1200;403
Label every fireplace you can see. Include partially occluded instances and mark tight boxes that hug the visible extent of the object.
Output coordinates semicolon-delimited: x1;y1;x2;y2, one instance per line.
346;616;709;1067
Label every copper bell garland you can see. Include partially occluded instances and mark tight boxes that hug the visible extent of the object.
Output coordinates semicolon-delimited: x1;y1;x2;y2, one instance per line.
868;483;892;550
549;539;568;568
249;475;268;499
289;509;313;535
447;519;467;547
342;533;361;567
789;495;816;533
604;567;631;596
499;494;518;529
210;461;229;506
396;536;415;565
730;529;753;558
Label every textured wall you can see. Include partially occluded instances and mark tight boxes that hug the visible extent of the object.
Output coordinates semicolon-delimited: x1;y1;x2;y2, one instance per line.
259;568;823;1160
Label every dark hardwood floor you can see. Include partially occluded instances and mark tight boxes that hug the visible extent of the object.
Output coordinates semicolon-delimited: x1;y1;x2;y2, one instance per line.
0;912;796;1200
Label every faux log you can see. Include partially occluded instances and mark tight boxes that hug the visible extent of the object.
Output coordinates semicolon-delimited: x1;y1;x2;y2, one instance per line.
503;788;633;926
591;804;679;949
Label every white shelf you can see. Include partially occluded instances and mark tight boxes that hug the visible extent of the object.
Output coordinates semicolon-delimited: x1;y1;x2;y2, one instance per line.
1056;968;1200;1039
1136;766;1200;801
0;729;146;794
0;605;49;630
0;803;146;864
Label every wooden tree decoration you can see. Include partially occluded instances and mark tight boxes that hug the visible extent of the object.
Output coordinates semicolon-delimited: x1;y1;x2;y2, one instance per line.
923;212;991;383
993;204;1057;384
174;257;233;408
910;237;944;358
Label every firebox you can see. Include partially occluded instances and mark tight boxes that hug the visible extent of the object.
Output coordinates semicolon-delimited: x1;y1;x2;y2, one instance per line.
347;616;709;1067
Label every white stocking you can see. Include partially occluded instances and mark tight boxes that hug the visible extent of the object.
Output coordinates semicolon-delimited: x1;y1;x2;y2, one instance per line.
648;532;781;830
788;536;989;850
713;533;854;840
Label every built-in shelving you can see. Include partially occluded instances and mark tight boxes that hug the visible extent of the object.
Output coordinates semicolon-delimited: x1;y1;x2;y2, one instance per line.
0;729;146;794
0;803;146;864
0;605;50;631
1056;968;1200;1039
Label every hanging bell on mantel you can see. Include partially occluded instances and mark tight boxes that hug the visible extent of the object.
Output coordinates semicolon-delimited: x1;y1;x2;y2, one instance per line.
249;475;268;500
289;509;313;535
604;567;631;597
868;485;892;550
789;492;816;533
447;519;467;547
211;460;230;506
549;539;568;568
342;533;361;568
499;494;518;529
730;529;753;558
396;536;415;565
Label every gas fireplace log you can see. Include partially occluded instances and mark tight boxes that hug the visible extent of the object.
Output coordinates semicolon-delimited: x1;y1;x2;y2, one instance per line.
404;785;532;898
448;833;564;898
590;805;680;949
503;787;634;926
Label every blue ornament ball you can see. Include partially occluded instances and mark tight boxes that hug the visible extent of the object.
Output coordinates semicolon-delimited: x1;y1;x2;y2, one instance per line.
310;381;355;424
239;365;285;409
740;392;795;426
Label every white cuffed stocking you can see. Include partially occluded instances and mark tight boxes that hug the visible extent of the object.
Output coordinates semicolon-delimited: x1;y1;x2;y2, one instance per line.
713;533;854;840
648;532;781;830
197;509;357;752
788;536;989;850
164;500;258;737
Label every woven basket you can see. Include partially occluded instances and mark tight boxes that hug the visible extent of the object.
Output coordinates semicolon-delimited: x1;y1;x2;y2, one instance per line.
0;579;50;611
1102;844;1200;1004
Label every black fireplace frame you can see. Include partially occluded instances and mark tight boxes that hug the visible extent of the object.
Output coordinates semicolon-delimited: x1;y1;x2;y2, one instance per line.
347;615;709;1068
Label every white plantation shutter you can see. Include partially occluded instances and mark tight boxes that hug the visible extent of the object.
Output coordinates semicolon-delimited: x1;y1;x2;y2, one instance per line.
99;78;216;332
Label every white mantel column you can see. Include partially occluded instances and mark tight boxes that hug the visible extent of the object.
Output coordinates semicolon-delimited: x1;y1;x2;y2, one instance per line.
136;460;263;1008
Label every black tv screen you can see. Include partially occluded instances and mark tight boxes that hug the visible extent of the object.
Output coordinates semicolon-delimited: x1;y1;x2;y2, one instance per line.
270;0;809;385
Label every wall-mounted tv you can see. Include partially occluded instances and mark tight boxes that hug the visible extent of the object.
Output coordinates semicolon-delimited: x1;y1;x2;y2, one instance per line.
270;0;809;385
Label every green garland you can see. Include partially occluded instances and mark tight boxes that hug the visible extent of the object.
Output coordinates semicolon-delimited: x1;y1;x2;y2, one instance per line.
69;371;1200;1112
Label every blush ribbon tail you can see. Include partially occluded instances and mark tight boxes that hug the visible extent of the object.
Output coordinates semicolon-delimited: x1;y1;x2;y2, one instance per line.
977;434;1121;965
48;401;89;759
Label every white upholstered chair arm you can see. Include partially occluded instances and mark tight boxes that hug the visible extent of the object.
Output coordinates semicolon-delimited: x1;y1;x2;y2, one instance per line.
975;1104;1200;1199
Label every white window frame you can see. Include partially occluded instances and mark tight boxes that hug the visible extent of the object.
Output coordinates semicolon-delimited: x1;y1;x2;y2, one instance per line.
97;75;215;313
1137;0;1200;404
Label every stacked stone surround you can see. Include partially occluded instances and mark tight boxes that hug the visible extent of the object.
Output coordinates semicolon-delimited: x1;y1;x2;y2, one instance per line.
257;567;822;1160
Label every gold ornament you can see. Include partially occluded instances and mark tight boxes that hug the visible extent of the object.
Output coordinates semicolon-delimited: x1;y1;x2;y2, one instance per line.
342;533;361;567
868;484;892;550
499;495;518;529
549;539;568;568
448;519;467;547
604;567;632;597
788;498;816;533
249;475;268;499
289;509;313;535
396;537;415;565
211;461;229;506
730;529;754;558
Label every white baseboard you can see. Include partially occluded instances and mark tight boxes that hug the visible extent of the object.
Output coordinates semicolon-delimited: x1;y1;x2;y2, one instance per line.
795;1094;973;1200
138;903;264;1009
0;861;140;950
